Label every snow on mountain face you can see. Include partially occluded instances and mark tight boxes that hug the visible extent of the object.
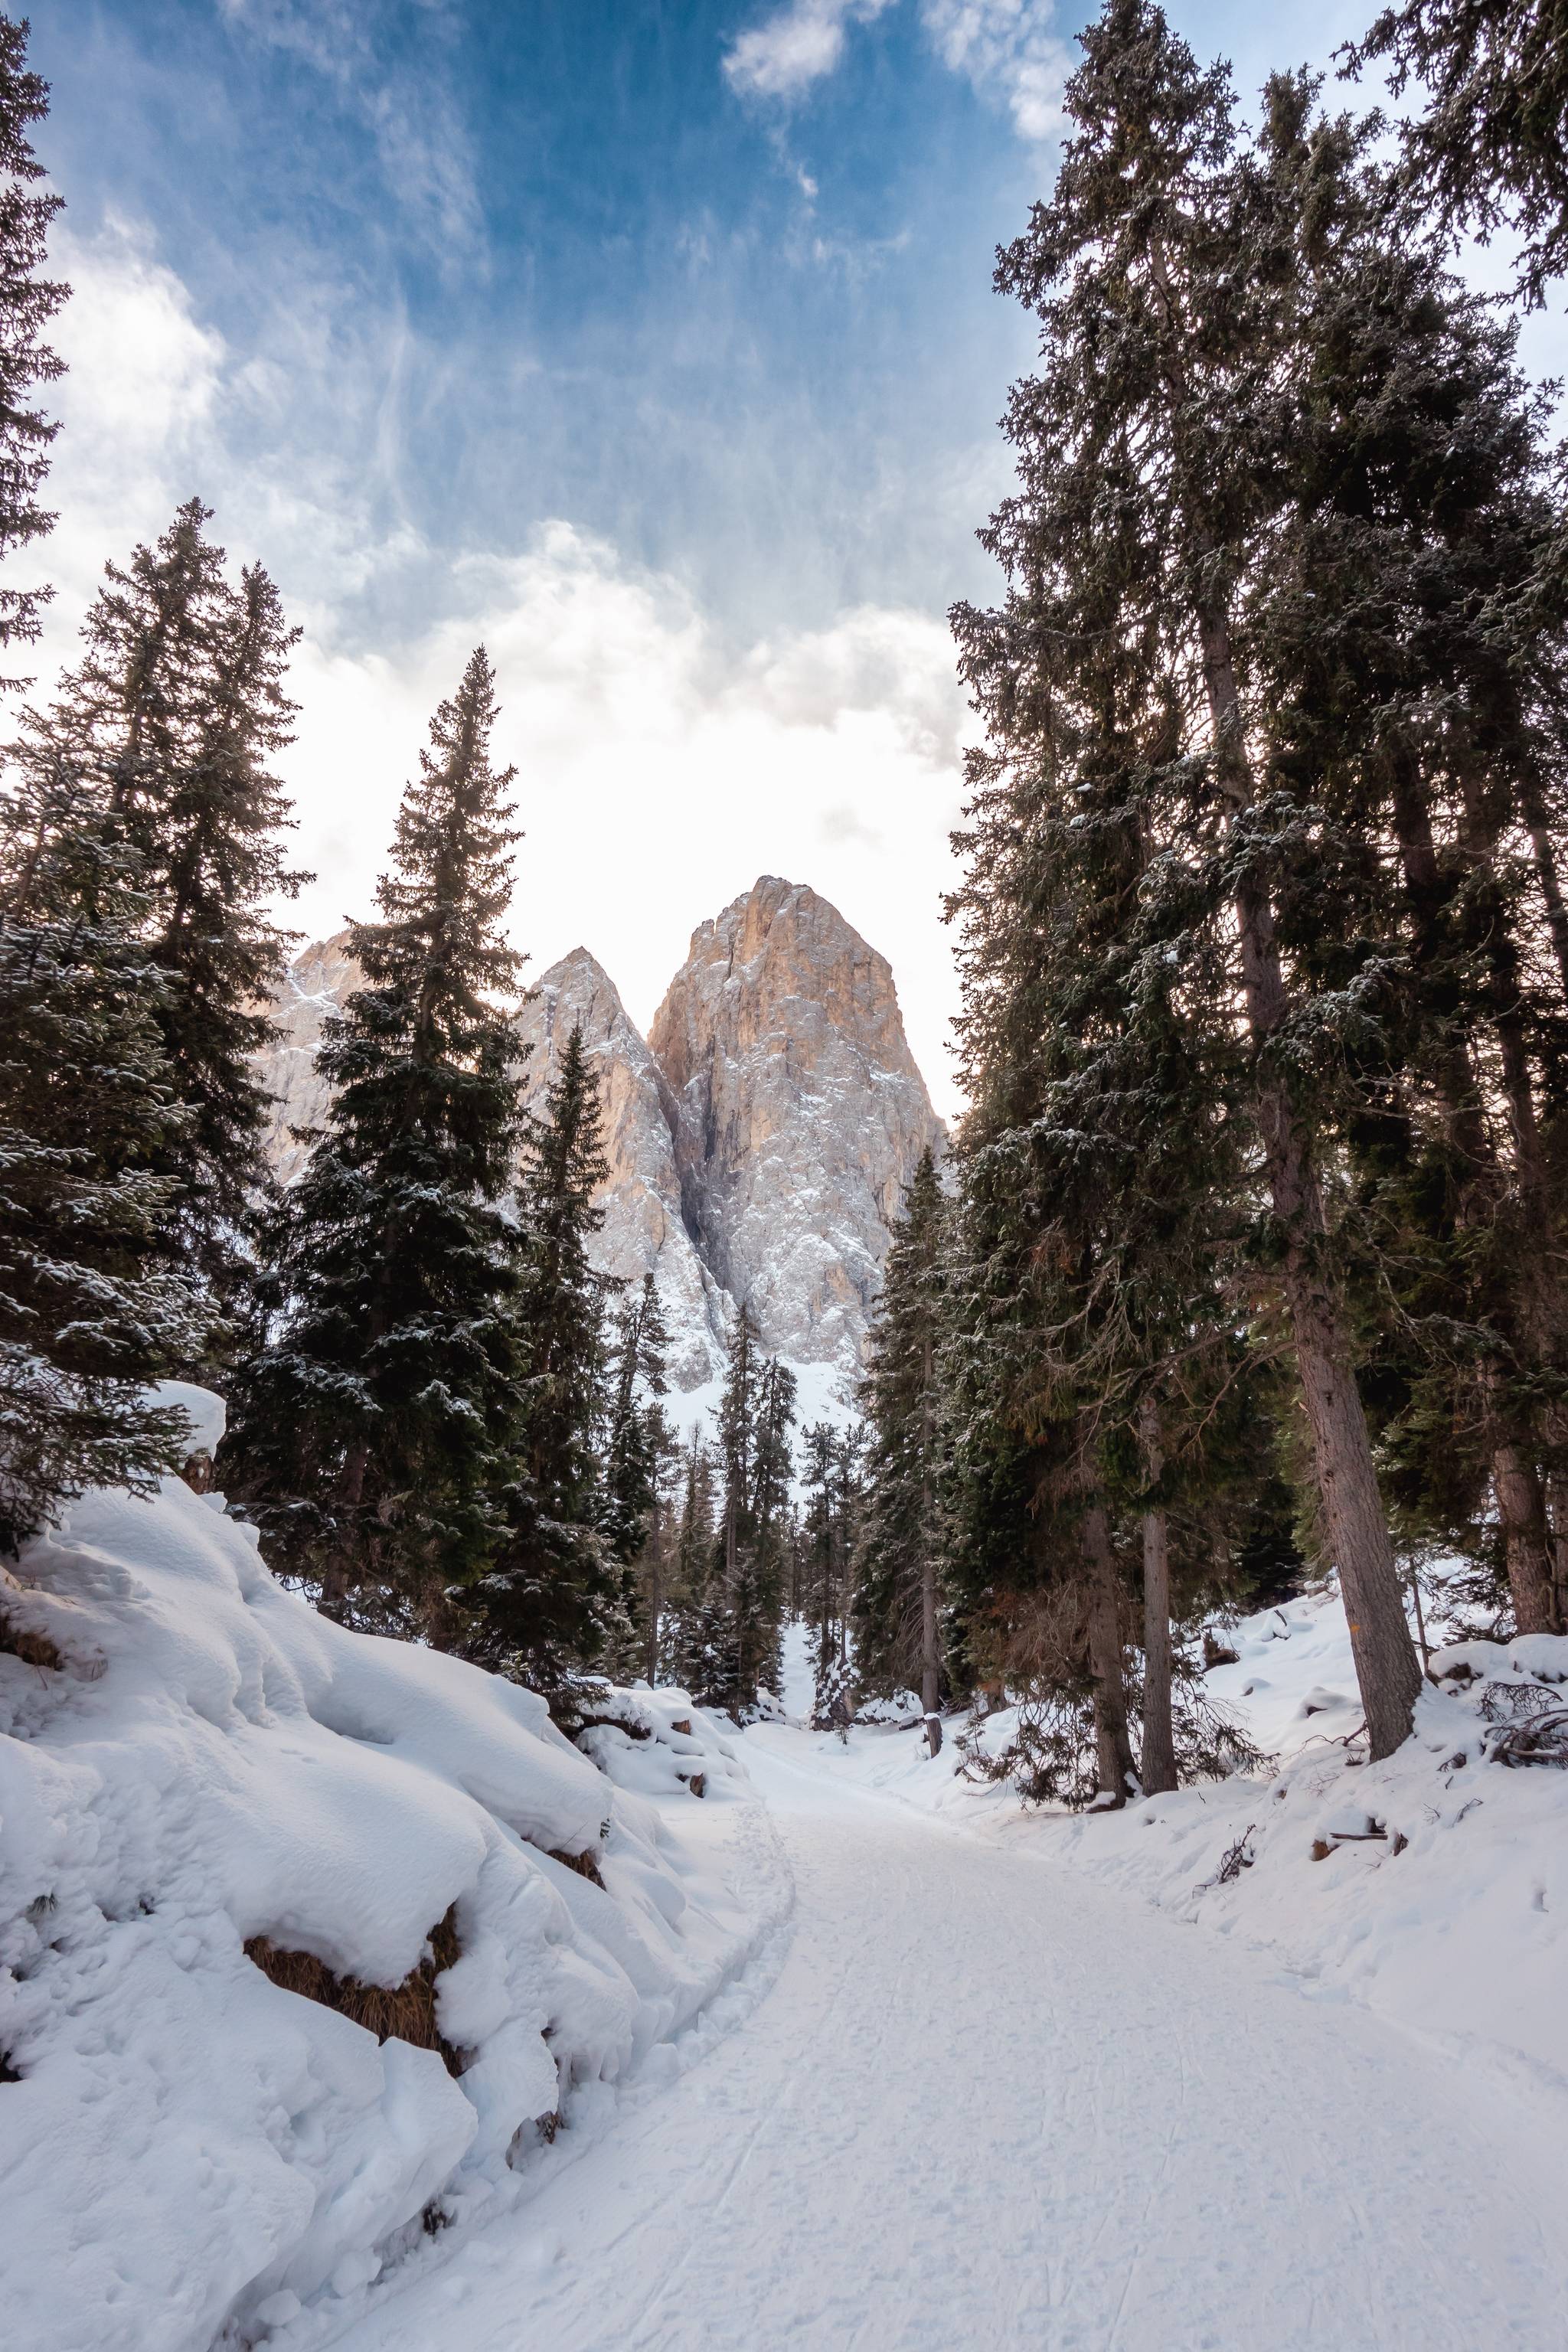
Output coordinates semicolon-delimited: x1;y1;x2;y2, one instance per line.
513;949;730;1392
649;877;944;1386
255;879;942;1404
260;930;362;1184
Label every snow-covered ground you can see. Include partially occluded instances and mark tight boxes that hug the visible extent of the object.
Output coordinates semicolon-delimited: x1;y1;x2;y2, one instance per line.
8;1470;1567;2351
0;1401;784;2352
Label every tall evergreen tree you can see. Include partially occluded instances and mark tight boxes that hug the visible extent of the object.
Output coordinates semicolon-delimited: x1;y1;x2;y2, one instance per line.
475;1021;619;1693
601;1270;672;1670
853;1148;949;1754
953;0;1420;1756
707;1308;796;1717
223;649;525;1634
0;19;203;1544
800;1419;861;1726
18;504;305;1339
662;1427;725;1694
0;761;203;1548
0;13;62;671
1344;0;1568;305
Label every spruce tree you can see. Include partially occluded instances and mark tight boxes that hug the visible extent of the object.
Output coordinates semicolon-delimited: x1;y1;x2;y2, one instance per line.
1344;0;1568;305
801;1419;861;1728
663;1427;725;1694
708;1308;796;1717
223;649;524;1634
18;505;305;1340
0;19;203;1543
476;1021;619;1693
954;0;1420;1756
0;13;62;671
853;1148;949;1753
601;1271;673;1670
0;761;203;1548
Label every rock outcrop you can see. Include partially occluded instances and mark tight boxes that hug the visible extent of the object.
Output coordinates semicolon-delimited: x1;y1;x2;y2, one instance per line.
255;878;942;1403
649;877;944;1380
259;929;362;1184
512;950;729;1390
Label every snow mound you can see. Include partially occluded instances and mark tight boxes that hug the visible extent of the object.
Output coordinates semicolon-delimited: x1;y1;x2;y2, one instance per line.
0;1403;770;2352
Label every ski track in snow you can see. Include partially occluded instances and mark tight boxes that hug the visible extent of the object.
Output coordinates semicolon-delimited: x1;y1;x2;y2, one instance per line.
314;1725;1568;2352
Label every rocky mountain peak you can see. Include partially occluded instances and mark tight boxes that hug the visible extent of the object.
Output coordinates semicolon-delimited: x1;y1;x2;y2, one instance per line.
256;877;942;1411
649;877;944;1380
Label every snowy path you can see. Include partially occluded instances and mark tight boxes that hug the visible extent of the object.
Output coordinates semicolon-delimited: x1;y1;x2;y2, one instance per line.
325;1728;1568;2352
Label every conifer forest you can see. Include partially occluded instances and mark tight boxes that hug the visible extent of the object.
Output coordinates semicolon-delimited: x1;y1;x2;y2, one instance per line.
3;3;1568;2347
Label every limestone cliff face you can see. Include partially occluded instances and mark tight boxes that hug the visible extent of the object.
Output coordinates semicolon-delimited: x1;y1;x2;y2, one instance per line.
648;877;944;1377
259;929;362;1184
256;878;942;1401
512;951;729;1391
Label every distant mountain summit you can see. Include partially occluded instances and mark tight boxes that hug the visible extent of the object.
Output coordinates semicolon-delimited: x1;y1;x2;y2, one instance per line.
256;878;945;1410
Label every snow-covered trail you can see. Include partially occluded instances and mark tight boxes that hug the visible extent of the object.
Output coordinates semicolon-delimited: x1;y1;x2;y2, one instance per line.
325;1729;1567;2352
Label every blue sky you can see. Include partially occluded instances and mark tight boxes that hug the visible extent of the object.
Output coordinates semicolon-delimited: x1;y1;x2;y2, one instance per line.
26;0;1557;1110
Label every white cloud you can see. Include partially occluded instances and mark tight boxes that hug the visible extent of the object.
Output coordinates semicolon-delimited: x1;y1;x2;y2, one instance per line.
724;0;1068;142
920;0;1070;142
724;0;899;101
20;222;971;1118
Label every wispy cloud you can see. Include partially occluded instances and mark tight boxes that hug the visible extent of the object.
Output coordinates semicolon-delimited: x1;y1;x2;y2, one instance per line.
724;0;1068;140
724;0;900;102
921;0;1070;141
218;0;484;255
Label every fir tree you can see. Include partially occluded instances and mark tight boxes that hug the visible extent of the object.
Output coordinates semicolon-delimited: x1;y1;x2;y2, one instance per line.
601;1271;673;1671
952;0;1421;1756
662;1427;725;1694
0;758;203;1548
707;1308;796;1717
853;1148;949;1753
477;1021;619;1693
0;13;63;671
1344;0;1568;305
223;649;525;1635
18;505;306;1340
801;1419;861;1726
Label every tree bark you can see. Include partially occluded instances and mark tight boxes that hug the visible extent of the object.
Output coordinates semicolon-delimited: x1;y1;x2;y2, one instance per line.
1138;1396;1177;1796
1080;1501;1135;1803
920;1326;941;1756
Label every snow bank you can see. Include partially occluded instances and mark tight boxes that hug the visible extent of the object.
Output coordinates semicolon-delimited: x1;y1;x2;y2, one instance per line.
826;1587;1568;2092
0;1398;772;2351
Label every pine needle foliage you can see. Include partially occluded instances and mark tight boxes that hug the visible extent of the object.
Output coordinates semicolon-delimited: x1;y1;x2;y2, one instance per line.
223;648;525;1633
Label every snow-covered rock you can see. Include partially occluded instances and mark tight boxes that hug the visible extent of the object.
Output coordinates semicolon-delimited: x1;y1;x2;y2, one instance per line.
0;1408;772;2352
649;876;945;1388
512;949;730;1391
254;880;944;1409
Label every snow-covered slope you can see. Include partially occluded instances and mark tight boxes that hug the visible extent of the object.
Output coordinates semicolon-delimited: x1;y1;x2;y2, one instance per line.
0;1404;777;2352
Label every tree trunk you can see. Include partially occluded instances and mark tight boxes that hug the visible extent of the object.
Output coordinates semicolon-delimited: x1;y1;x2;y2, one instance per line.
1491;1428;1557;1636
1080;1502;1135;1803
1138;1396;1177;1796
318;1442;368;1624
1197;610;1419;1759
920;1328;941;1756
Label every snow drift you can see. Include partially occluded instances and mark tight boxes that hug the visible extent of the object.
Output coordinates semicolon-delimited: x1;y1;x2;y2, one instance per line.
0;1393;769;2351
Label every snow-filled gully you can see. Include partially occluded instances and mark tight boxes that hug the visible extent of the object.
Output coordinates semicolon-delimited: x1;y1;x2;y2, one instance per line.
317;1727;1568;2352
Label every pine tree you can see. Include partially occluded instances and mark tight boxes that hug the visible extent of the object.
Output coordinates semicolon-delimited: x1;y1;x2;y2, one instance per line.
0;21;203;1545
476;1021;619;1694
853;1148;949;1754
0;760;204;1548
18;505;306;1340
223;649;525;1634
953;0;1421;1757
1344;0;1568;306
801;1419;861;1726
662;1427;724;1694
0;13;63;671
601;1271;673;1670
707;1308;796;1717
